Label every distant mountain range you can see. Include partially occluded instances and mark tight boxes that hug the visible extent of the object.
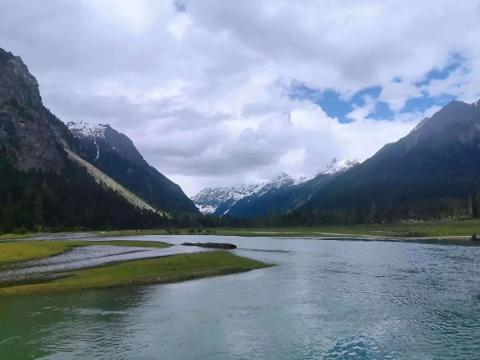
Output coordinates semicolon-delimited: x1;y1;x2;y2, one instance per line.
193;159;360;218
0;47;196;232
195;99;480;223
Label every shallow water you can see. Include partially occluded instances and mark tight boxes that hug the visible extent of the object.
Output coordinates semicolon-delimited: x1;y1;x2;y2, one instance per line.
0;244;207;283
1;235;480;359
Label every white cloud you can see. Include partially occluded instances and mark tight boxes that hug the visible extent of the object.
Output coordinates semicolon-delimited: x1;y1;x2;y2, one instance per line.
0;0;479;195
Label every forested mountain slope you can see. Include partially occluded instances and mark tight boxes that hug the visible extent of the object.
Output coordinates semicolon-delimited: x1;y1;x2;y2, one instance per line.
0;47;168;231
298;100;480;223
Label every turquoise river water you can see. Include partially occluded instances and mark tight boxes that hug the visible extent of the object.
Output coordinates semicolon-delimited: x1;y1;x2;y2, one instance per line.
0;235;479;359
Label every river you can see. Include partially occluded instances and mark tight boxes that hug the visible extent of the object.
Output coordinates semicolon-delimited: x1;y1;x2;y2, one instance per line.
1;235;479;359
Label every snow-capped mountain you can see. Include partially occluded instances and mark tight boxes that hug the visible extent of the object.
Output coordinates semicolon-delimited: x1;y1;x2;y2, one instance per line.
67;121;199;214
192;184;260;215
193;160;360;218
193;172;297;216
67;120;108;139
67;121;146;166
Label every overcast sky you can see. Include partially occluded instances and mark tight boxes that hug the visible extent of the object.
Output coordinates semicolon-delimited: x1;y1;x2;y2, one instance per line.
1;1;479;195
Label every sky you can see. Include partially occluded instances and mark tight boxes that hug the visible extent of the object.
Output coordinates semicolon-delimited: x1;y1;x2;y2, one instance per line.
0;0;479;195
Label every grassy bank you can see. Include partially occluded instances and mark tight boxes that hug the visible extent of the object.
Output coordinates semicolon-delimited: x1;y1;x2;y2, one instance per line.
94;219;480;239
0;233;35;241
4;219;480;243
0;240;84;264
0;251;270;296
0;240;171;265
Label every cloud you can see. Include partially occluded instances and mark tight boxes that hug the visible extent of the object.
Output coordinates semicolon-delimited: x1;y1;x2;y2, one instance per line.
0;0;479;195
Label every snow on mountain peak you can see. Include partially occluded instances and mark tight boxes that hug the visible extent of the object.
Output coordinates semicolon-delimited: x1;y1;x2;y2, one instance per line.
193;173;297;214
192;162;360;215
66;121;109;138
254;172;294;197
318;158;361;175
269;172;294;187
192;184;259;214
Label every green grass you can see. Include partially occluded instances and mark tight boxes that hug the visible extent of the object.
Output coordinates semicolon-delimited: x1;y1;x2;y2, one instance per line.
208;223;480;238
0;240;171;265
0;251;270;296
0;233;35;241
0;240;85;264
95;219;480;239
10;219;480;241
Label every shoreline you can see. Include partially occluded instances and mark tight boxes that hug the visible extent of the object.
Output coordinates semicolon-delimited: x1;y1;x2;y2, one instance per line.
1;231;479;245
0;228;477;296
0;251;270;297
0;240;270;296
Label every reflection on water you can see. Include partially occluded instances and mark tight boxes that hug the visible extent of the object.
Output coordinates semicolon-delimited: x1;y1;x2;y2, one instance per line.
1;235;480;359
0;287;152;360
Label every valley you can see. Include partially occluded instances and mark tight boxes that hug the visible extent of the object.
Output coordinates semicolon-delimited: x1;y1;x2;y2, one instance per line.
2;2;480;358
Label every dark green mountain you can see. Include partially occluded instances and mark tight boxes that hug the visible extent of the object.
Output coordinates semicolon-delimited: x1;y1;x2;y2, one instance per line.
299;100;480;223
67;121;198;214
0;47;180;231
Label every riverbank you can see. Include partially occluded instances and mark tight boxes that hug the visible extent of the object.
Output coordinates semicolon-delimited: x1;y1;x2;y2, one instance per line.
0;240;270;296
1;233;478;359
90;219;480;240
2;219;480;248
0;240;171;264
0;251;269;296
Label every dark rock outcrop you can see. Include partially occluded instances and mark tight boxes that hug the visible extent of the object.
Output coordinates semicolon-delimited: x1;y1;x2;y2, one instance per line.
182;242;237;249
0;48;67;172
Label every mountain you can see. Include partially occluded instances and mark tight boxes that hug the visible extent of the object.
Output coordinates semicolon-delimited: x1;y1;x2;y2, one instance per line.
225;172;306;219
67;121;198;214
299;100;480;222
193;172;295;217
192;184;261;215
193;160;360;219
0;47;186;231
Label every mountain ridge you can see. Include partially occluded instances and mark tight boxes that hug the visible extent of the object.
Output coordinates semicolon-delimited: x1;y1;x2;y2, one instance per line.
67;120;199;214
297;99;480;223
194;159;360;218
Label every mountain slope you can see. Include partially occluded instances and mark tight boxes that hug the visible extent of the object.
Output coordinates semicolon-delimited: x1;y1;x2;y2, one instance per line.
67;121;198;214
64;147;161;215
300;100;480;222
0;47;165;231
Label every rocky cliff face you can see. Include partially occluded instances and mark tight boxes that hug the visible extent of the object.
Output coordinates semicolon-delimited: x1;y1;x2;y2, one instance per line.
0;48;67;172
